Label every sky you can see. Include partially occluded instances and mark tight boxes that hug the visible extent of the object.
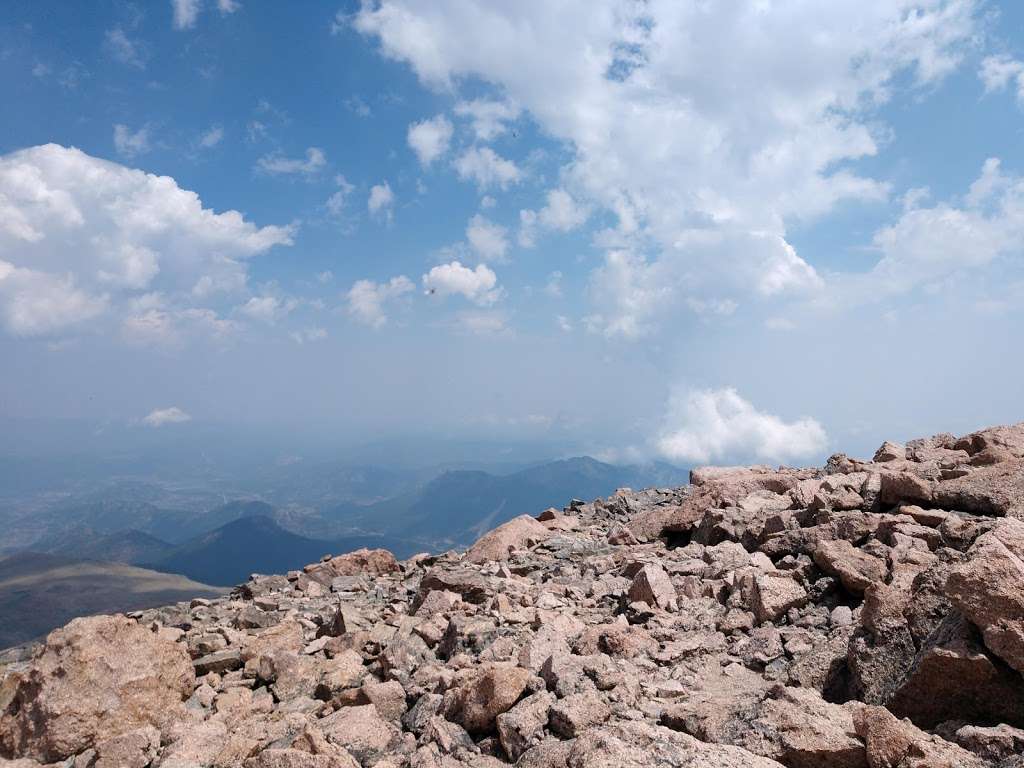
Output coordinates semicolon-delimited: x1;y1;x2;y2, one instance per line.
1;0;1023;466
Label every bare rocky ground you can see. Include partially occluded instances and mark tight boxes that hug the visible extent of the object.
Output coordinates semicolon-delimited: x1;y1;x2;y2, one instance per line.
3;422;1024;767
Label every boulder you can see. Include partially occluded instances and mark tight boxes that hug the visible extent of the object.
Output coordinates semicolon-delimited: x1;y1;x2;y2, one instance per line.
626;562;677;611
945;517;1024;673
464;515;553;563
0;615;194;762
442;665;533;734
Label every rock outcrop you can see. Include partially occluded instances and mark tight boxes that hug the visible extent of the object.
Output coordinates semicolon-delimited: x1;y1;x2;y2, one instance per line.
2;421;1024;766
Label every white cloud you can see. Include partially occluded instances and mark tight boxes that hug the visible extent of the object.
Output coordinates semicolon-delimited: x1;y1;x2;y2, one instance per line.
368;181;395;221
556;314;572;332
979;54;1024;102
453;147;521;189
657;387;827;464
104;28;146;69
316;270;334;284
826;158;1024;304
423;260;499;305
237;295;296;324
520;189;589;247
0;261;107;336
325;175;355;218
113;124;150;158
142;406;192;427
198;125;224;148
453;98;520;141
407;114;453;167
0;144;294;338
347;275;414;327
355;0;980;330
256;147;326;176
217;0;240;14
171;0;200;29
539;188;588;231
465;214;508;261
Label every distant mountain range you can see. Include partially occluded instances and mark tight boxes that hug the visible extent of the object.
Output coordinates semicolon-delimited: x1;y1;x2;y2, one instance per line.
2;454;688;594
0;552;224;648
326;456;689;547
148;516;418;586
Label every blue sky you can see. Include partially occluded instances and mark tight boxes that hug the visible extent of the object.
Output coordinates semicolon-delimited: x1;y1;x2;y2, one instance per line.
1;0;1023;465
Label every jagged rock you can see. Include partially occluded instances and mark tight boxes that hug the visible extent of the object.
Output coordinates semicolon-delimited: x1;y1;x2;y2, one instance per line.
853;704;987;768
464;515;553;563
887;612;1024;728
626;562;677;611
813;539;888;594
945;517;1024;673
442;665;533;734
318;704;399;765
748;572;808;623
0;615;194;762
548;690;611;738
495;690;553;760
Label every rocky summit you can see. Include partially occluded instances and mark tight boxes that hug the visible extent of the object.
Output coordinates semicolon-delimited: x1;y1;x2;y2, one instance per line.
3;424;1024;767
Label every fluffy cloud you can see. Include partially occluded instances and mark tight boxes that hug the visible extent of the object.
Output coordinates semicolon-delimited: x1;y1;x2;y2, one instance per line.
237;295;296;324
407;115;453;167
657;387;828;464
465;214;508;261
840;158;1024;301
368;181;395;221
520;188;588;247
347;275;414;327
113;124;150;158
142;406;192;427
355;0;981;330
0;144;293;338
256;147;326;176
453;147;521;189
453;99;520;141
423;261;499;305
980;55;1024;102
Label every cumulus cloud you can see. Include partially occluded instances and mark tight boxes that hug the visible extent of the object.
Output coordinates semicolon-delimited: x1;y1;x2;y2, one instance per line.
465;214;508;261
823;158;1024;305
347;275;414;327
237;295;296;324
0;144;293;338
453;99;520;141
368;181;395;222
423;261;499;305
407;115;453;167
256;147;326;176
520;188;589;247
354;0;980;330
453;147;521;189
657;387;828;464
142;406;192;427
113;124;150;158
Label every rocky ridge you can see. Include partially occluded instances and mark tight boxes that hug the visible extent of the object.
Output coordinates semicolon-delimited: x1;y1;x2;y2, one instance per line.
3;422;1024;767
